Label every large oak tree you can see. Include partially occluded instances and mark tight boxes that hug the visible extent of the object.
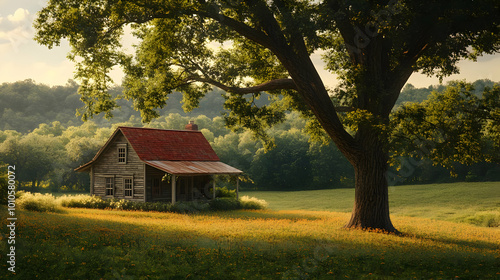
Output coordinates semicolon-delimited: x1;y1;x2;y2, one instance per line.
35;0;499;232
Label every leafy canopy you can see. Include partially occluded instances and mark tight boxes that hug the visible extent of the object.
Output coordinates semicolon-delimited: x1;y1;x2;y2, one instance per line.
390;81;500;173
35;0;500;155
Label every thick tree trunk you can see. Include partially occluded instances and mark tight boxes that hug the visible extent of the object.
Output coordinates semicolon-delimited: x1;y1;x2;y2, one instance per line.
345;142;397;233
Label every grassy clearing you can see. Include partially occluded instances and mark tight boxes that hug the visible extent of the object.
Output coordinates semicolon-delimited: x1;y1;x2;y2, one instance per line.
1;206;498;279
242;182;500;226
2;182;498;279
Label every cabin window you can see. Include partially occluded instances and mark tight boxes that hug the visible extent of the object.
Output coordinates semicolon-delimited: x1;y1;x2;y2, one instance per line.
152;178;161;196
117;144;127;164
124;177;133;198
105;177;114;196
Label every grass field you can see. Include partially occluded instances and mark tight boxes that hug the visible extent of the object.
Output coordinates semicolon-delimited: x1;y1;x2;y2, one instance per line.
1;182;499;279
242;182;500;226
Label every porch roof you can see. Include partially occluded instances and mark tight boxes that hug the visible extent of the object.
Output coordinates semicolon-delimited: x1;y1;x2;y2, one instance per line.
145;160;243;176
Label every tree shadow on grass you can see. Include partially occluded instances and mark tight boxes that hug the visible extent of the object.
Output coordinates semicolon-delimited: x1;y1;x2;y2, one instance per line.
202;210;324;221
401;231;499;251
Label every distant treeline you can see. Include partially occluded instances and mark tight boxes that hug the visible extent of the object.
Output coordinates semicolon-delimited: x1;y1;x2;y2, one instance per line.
0;79;266;133
394;79;497;108
1;78;496;133
0;79;499;192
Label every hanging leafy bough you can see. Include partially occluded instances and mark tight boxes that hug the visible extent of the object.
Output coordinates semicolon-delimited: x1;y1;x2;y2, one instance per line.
390;81;500;176
34;0;500;233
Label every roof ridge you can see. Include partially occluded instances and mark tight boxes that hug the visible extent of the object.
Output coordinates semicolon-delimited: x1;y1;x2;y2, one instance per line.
119;126;219;162
118;126;201;133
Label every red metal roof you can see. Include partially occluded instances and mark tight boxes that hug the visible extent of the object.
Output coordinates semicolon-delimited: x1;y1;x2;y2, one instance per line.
145;161;242;175
120;127;219;161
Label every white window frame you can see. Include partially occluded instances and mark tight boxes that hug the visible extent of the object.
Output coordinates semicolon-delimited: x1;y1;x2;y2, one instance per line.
124;176;134;198
105;176;114;196
117;144;127;164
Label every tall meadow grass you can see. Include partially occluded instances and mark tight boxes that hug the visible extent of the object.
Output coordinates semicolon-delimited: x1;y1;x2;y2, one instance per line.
2;207;498;279
16;191;63;213
16;192;268;214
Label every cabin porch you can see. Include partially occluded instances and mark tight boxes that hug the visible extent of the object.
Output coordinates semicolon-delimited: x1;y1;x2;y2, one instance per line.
144;163;241;203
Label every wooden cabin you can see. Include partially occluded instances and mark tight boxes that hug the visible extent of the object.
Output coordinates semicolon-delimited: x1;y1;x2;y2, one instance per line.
75;123;242;203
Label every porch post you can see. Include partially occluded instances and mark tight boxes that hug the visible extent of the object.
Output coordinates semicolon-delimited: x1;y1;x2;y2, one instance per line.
212;177;216;199
236;177;239;200
143;164;147;202
90;166;94;195
171;174;176;204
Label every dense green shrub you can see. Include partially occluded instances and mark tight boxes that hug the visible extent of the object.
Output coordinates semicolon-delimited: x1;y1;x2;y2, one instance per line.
58;194;110;209
461;211;500;227
17;191;63;213
16;194;269;214
239;195;268;210
215;186;237;198
209;197;241;211
171;200;211;213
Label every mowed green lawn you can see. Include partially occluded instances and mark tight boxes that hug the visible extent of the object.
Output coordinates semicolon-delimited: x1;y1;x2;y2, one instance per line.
242;182;500;226
1;182;498;279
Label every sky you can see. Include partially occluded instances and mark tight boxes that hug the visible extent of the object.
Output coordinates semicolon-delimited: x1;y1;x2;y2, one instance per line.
1;1;499;89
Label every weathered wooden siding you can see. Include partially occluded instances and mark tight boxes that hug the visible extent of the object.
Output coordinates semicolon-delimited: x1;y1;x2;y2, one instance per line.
92;132;145;202
89;130;218;203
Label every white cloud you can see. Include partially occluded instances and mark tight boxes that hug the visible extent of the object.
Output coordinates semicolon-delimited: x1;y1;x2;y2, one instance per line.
0;8;34;52
7;8;29;22
0;26;32;52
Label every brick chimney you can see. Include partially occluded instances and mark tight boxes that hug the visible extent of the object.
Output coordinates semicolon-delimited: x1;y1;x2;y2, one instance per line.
185;120;198;131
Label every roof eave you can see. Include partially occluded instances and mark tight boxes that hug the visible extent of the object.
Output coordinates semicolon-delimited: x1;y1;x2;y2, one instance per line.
145;160;243;176
73;127;125;173
74;161;93;172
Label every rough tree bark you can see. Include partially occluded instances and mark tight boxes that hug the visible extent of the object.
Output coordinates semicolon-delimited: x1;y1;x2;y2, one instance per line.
345;141;396;232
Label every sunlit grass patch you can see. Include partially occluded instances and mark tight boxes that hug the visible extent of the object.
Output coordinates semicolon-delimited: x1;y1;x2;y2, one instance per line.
3;182;499;279
242;182;500;227
2;205;498;280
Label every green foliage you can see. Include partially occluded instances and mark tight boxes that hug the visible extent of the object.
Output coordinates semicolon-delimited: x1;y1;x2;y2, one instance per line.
17;191;63;213
55;193;266;213
459;211;500;227
1;80;498;192
390;81;500;174
59;194;112;209
209;197;241;211
239;195;269;210
0;165;7;205
250;129;311;190
215;186;236;198
0;80;237;134
32;0;500;232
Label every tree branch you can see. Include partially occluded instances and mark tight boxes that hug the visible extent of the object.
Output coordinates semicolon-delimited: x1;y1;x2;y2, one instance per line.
188;77;297;94
198;10;276;51
186;76;356;112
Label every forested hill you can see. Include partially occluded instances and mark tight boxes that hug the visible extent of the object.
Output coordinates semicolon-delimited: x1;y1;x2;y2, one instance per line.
0;79;229;133
0;79;499;191
394;79;497;108
0;79;497;133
